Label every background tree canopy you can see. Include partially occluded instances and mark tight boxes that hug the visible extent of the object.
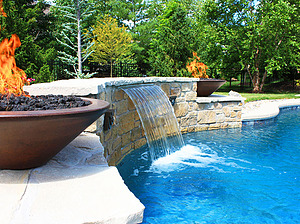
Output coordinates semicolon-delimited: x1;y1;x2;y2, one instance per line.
201;0;299;92
0;0;299;92
148;0;196;77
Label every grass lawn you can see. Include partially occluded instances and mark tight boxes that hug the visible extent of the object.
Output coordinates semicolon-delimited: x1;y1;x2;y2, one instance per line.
216;91;300;102
215;80;300;102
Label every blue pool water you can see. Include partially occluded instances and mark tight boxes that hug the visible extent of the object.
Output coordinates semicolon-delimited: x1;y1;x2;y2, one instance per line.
117;108;300;223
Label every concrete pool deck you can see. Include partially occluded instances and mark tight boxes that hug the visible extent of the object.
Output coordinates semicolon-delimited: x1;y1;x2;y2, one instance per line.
0;133;144;224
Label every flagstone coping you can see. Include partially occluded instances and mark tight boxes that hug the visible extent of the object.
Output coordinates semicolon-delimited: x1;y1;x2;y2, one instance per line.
242;98;300;121
0;132;144;224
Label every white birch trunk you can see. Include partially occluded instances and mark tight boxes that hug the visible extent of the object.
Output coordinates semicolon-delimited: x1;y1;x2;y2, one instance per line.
76;0;82;76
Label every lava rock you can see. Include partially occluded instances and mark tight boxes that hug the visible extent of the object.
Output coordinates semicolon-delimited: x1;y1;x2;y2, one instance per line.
0;94;91;111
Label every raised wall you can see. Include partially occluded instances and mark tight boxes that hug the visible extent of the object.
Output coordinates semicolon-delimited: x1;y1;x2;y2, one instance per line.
96;78;244;165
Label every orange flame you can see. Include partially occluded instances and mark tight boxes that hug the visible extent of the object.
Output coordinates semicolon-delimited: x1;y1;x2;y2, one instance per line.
0;0;28;96
186;52;209;79
0;34;28;96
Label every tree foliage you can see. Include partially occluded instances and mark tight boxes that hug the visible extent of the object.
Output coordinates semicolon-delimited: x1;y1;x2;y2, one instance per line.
0;0;298;89
201;0;300;92
149;0;196;77
106;0;147;32
53;0;95;78
90;15;132;77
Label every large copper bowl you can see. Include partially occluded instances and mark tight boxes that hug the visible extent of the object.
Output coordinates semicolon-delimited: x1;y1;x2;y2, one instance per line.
0;98;109;170
196;79;226;97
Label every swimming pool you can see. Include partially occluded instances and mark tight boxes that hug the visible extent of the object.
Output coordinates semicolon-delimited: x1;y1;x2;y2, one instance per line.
117;108;300;223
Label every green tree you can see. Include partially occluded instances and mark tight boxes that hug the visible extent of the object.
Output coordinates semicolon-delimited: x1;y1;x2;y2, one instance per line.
148;0;196;76
90;15;132;77
53;0;95;78
201;0;300;92
94;0;151;73
130;0;166;71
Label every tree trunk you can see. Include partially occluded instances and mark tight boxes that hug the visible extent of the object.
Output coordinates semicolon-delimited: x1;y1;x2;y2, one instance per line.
245;64;256;90
251;49;261;93
76;0;82;77
259;71;268;92
252;71;260;93
110;59;113;78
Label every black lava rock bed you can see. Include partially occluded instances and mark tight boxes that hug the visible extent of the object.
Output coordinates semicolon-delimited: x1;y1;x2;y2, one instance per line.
0;94;91;111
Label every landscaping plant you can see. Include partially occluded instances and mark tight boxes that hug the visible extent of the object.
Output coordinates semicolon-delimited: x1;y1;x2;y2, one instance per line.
90;15;133;78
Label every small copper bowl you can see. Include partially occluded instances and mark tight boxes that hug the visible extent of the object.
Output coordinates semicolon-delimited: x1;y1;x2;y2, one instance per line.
196;79;226;97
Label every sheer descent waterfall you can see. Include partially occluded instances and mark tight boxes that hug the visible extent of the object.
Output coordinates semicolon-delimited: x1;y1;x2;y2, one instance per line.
122;85;184;161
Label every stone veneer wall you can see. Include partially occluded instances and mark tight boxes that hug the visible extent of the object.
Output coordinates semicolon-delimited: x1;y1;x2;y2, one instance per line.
96;78;243;166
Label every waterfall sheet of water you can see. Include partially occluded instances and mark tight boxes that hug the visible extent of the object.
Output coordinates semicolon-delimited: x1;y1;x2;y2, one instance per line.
122;85;184;161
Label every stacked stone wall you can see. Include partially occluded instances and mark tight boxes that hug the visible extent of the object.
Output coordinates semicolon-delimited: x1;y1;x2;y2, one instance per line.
97;79;243;165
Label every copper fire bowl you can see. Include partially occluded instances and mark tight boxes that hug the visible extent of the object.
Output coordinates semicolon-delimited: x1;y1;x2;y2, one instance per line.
0;98;109;170
196;79;226;97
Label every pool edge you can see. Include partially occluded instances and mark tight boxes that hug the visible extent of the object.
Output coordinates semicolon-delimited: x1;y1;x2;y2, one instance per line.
242;99;300;122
